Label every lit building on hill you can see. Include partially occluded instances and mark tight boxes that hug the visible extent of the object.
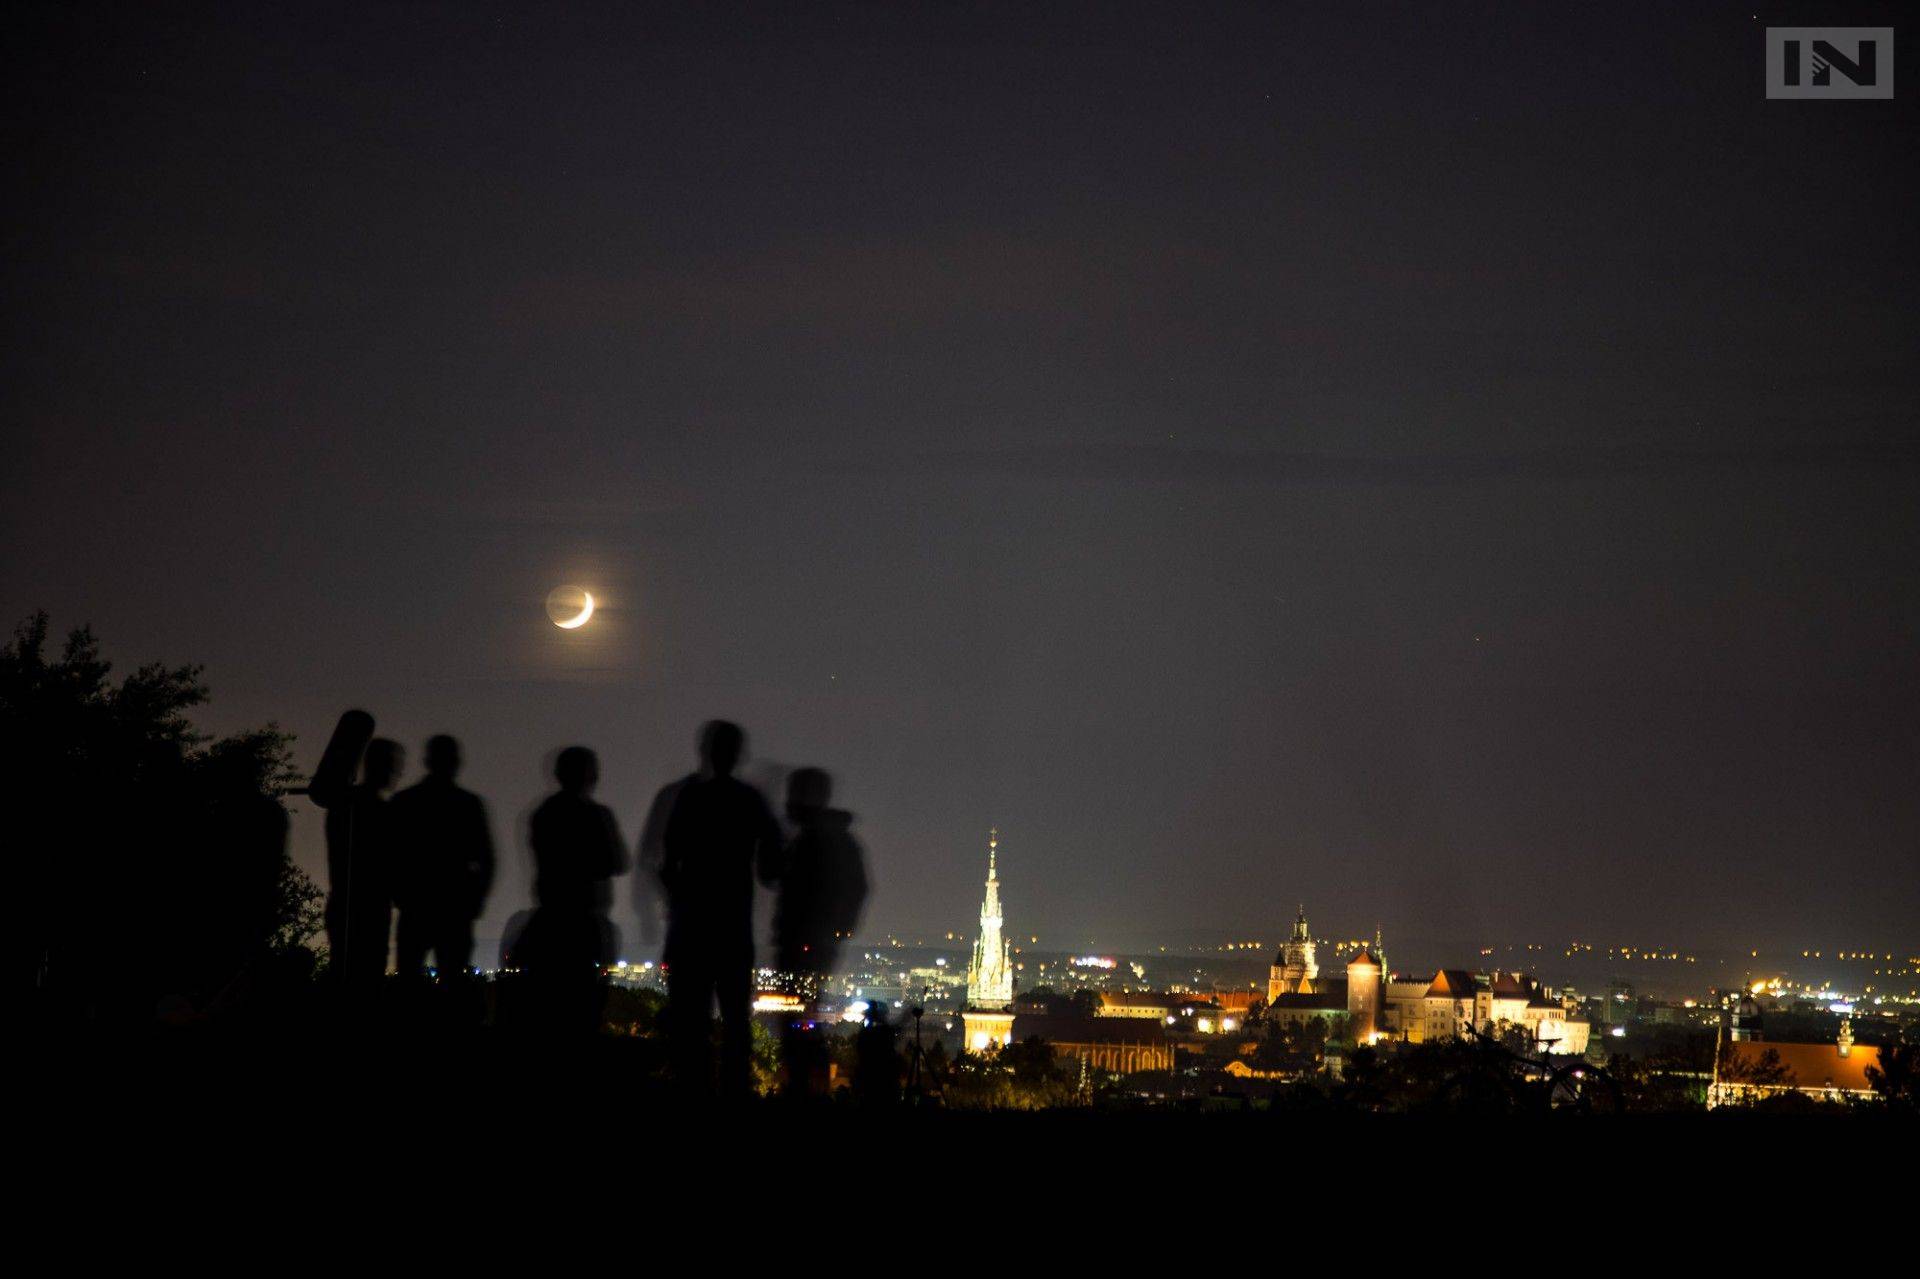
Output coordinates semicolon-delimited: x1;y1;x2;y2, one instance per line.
1260;909;1589;1053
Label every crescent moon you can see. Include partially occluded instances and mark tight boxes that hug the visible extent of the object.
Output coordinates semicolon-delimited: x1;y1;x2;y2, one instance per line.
554;591;595;629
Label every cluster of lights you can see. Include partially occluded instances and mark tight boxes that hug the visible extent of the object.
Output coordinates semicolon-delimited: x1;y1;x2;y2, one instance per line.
1602;947;1698;962
751;992;805;1014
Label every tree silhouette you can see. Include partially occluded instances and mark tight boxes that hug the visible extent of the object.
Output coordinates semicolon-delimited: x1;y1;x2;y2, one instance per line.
1865;1039;1915;1110
1716;1043;1791;1088
4;612;320;1024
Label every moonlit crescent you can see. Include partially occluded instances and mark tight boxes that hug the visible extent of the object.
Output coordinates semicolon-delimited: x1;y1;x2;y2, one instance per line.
554;591;594;629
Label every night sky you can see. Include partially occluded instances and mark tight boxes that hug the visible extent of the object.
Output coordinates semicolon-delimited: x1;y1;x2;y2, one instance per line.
5;3;1915;961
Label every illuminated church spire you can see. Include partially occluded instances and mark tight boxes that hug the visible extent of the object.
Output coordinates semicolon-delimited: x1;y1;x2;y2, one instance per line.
1268;902;1319;998
966;828;1014;1010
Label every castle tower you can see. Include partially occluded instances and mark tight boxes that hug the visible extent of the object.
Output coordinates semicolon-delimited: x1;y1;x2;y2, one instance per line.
1347;949;1383;1043
963;829;1015;1051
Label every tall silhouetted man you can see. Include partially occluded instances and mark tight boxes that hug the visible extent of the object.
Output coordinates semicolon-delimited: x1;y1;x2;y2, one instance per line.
661;720;783;1097
521;746;628;1033
324;737;403;986
391;735;495;978
772;766;868;1098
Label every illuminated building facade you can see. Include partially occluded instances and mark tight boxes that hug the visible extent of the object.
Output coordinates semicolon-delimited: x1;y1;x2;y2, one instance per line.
1261;917;1590;1054
1376;968;1588;1053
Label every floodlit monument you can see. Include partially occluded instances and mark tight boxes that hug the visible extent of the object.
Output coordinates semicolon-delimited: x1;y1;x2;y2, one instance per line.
962;829;1016;1052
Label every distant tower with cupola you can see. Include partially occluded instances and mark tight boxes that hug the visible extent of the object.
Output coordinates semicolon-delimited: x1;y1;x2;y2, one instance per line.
1268;905;1321;999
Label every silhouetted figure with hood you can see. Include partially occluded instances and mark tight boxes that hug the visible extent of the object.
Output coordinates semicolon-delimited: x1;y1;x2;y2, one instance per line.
520;746;627;1033
322;737;403;988
772;767;868;1099
661;720;782;1097
391;735;496;978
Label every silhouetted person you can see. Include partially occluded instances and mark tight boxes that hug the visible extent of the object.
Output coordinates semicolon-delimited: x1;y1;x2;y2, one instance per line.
633;774;687;953
853;998;903;1108
391;735;496;978
519;747;627;1033
660;720;782;1098
323;737;403;988
772;767;869;1099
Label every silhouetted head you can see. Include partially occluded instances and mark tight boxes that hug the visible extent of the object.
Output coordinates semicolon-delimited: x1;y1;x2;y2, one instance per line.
698;720;746;777
785;766;832;820
554;745;598;794
363;738;403;792
424;734;460;779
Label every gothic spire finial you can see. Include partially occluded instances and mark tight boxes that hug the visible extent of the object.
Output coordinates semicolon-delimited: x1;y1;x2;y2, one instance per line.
968;825;1013;1010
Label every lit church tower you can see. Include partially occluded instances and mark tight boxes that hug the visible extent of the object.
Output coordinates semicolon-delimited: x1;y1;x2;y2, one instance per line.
1268;905;1321;999
962;828;1016;1051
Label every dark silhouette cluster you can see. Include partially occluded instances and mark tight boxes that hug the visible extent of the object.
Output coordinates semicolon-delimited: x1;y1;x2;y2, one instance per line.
9;613;873;1103
310;709;868;1098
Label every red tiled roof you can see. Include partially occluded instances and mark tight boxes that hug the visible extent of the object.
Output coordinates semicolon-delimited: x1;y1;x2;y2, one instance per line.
1488;972;1531;999
1267;990;1346;1012
1098;991;1170;1008
1722;1040;1882;1093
